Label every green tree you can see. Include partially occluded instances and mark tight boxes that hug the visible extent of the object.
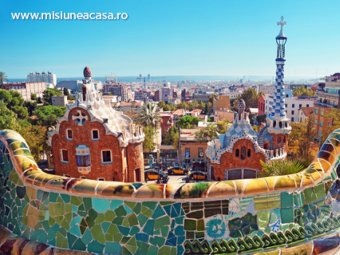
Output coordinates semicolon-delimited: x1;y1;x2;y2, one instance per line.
24;101;38;116
143;125;156;152
195;124;218;141
0;89;28;119
31;93;38;101
321;108;340;143
19;124;47;161
0;101;18;130
34;105;66;127
0;72;7;86
177;115;199;129
162;127;179;147
288;116;316;165
293;87;315;97
43;88;63;105
216;120;231;133
239;88;259;108
259;160;305;177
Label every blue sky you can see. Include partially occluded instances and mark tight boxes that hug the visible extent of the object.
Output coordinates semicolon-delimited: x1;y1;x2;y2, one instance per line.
1;0;340;79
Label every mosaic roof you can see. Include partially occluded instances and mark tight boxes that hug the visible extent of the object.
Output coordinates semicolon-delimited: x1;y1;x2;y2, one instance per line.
49;68;144;147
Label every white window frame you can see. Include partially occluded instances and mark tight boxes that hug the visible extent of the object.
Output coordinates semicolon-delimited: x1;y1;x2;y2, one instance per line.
101;150;112;164
60;149;69;163
66;129;73;140
91;129;100;140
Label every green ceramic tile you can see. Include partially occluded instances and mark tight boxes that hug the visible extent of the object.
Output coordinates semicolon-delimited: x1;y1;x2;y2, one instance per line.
281;192;293;209
128;214;138;226
303;187;317;204
91;225;105;243
281;208;294;223
184;219;196;231
92;198;110;213
154;216;170;229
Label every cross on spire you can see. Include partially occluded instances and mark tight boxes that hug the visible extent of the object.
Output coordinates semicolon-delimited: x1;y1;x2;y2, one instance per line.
277;16;286;32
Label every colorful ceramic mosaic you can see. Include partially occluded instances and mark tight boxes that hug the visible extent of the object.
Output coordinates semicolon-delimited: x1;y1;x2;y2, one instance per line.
0;129;339;254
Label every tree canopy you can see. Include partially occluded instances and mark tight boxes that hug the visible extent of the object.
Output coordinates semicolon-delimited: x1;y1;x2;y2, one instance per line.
176;115;199;129
143;125;156;152
293;87;315;97
43;88;63;105
162;127;179;148
34;105;66;127
0;89;28;119
238;88;259;108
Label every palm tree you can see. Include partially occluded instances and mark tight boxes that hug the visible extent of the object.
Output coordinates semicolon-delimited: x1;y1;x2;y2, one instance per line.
138;102;160;127
259;160;305;177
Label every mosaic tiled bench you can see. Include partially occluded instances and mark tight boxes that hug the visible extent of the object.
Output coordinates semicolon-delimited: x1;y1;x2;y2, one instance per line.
0;129;339;255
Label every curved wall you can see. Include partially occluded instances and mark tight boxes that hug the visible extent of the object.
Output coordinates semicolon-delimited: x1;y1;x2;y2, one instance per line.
0;129;339;254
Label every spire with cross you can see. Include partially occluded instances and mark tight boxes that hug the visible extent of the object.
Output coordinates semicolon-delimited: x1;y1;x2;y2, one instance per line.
277;16;286;36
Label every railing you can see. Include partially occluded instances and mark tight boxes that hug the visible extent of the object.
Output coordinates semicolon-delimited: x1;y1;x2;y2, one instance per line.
264;147;286;159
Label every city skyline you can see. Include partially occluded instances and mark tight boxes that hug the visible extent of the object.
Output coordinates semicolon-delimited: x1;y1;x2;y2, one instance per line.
1;0;340;78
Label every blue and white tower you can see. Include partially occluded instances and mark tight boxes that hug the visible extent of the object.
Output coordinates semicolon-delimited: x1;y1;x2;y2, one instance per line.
267;16;291;136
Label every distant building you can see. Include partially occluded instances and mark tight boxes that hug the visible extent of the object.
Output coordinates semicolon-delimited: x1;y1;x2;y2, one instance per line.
160;112;174;135
178;128;208;165
48;67;145;182
56;80;83;92
285;96;315;122
27;72;57;86
160;82;174;103
213;95;233;122
192;92;211;102
213;95;231;112
258;94;266;115
259;90;310;122
51;95;68;106
298;106;314;123
258;84;275;95
2;82;49;101
103;82;132;101
134;89;152;101
313;107;334;140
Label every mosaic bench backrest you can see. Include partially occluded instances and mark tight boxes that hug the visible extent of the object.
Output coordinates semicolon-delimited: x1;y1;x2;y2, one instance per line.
0;129;339;255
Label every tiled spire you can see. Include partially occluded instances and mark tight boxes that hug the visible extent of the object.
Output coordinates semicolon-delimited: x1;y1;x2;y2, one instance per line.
267;17;291;134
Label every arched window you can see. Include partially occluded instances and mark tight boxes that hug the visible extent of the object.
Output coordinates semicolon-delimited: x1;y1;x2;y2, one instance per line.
273;121;276;128
235;149;239;157
279;121;282;128
247;149;251;157
241;146;246;160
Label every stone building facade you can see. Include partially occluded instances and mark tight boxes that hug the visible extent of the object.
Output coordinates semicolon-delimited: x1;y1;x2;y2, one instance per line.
48;67;144;182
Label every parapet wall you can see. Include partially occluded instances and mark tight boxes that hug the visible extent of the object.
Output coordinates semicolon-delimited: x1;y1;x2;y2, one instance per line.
0;129;339;255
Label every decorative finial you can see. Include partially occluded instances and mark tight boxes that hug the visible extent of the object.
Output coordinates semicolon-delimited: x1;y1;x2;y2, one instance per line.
277;16;286;34
83;66;92;79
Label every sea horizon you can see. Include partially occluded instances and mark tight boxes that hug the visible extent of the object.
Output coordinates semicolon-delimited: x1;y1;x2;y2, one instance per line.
7;74;321;84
